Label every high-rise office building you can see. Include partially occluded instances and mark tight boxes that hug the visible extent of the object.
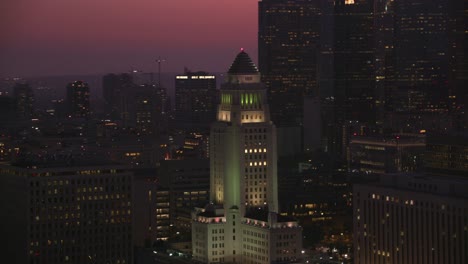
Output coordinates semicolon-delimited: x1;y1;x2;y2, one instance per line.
259;0;323;155
372;0;468;132
374;0;395;124
259;0;321;124
0;95;16;123
354;173;468;264
320;0;377;157
133;84;159;135
448;0;468;129
392;0;449;112
102;73;133;120
191;50;302;264
380;0;456;133
66;81;90;118
102;73;169;135
175;71;217;128
333;0;376;123
259;0;377;156
13;82;34;120
0;161;134;264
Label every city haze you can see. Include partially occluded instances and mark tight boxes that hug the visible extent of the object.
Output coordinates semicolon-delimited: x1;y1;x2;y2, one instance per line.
0;0;258;77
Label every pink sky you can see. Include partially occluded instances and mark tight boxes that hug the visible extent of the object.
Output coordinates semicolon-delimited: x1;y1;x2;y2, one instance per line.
0;0;258;77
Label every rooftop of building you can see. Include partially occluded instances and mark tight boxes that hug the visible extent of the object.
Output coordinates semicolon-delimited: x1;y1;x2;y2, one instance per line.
197;210;224;218
227;50;259;75
350;133;426;146
244;208;296;223
356;173;468;199
8;152;121;170
68;80;88;87
178;69;213;76
196;203;225;218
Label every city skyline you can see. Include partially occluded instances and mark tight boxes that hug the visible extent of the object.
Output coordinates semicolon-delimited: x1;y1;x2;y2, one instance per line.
0;0;466;263
0;0;258;77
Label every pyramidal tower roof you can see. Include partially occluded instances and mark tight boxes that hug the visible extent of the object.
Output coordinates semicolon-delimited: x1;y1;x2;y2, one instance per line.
227;49;259;75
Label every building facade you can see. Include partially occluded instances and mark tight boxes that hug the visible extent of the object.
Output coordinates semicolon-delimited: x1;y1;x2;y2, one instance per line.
258;0;324;156
424;133;468;176
258;0;321;126
0;162;133;264
13;82;35;120
348;134;426;174
159;159;210;230
354;173;468;264
66;80;90;119
392;0;450;113
175;71;217;128
191;50;302;264
102;73;169;135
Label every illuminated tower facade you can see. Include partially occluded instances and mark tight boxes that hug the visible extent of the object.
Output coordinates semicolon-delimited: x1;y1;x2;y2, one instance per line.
210;50;278;214
192;50;302;264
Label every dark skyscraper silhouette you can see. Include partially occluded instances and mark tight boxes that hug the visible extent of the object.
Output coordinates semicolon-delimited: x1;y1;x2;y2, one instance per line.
258;0;321;127
258;0;323;156
102;73;133;120
102;73;169;135
374;0;396;125
324;0;377;157
66;81;90;119
13;83;34;120
391;1;450;112
175;71;217;129
333;0;375;124
370;0;468;133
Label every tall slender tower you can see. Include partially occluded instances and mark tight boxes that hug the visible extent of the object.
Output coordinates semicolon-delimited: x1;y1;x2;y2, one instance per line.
192;50;302;264
211;50;278;214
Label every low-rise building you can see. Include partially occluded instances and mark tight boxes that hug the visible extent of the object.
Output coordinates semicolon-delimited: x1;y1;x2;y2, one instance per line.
0;160;133;264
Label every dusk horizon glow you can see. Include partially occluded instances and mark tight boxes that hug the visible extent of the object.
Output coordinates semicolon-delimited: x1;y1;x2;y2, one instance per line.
0;0;258;77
